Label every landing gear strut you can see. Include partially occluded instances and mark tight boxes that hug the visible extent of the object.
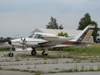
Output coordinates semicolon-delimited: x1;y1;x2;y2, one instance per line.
42;48;48;56
31;47;37;56
8;46;14;57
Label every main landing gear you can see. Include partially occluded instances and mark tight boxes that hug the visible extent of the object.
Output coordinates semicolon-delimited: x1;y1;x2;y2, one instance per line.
31;47;48;56
8;52;14;57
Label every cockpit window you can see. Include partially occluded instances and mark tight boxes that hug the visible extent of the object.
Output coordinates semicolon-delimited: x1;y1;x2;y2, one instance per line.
34;34;43;39
28;33;35;38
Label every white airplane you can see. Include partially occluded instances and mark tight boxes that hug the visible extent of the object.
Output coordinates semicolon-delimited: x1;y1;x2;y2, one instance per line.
8;25;95;57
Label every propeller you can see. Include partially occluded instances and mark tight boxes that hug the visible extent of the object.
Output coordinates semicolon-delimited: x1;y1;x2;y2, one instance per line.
20;37;26;49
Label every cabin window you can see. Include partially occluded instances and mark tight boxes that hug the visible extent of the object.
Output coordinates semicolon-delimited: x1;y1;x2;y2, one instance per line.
97;38;100;41
34;34;43;39
97;34;99;36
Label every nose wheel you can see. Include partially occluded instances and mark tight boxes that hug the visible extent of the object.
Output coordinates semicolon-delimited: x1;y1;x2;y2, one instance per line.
31;47;37;56
8;45;14;57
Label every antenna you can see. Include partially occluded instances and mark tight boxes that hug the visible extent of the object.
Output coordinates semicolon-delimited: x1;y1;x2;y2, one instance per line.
14;34;19;39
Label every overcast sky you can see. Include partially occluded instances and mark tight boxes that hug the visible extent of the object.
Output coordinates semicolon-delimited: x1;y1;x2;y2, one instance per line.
0;0;100;37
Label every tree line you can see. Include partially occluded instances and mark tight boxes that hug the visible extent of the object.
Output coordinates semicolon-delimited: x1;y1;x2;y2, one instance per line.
46;13;98;42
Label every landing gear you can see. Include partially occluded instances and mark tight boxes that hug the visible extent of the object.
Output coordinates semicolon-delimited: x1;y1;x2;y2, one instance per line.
8;46;14;57
31;47;37;56
8;52;14;57
42;48;48;56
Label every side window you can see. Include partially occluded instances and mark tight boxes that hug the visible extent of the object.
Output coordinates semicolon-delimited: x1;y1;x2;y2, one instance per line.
97;38;100;41
34;34;43;39
38;34;43;38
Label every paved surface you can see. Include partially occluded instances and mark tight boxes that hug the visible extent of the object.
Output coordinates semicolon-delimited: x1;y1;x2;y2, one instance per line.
43;72;100;75
0;51;100;75
0;70;100;75
0;70;33;75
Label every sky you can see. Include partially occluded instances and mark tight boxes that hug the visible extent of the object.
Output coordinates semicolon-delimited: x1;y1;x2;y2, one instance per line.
0;0;100;37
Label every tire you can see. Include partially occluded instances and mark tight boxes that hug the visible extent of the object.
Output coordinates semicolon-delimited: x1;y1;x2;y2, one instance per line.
8;53;14;57
31;50;37;56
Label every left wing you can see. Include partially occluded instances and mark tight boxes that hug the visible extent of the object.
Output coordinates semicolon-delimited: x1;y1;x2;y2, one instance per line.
38;36;74;46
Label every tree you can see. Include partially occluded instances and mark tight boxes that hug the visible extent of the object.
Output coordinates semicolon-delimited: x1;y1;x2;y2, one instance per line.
0;37;3;39
46;16;63;29
78;13;98;42
58;32;68;37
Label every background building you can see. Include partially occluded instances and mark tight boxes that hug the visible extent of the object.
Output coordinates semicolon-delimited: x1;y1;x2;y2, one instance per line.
31;28;94;43
31;28;82;38
96;28;100;43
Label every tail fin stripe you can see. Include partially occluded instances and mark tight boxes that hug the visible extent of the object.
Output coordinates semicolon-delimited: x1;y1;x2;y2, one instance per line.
77;28;94;42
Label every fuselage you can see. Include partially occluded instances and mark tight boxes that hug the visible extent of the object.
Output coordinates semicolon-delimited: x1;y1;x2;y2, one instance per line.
9;32;72;48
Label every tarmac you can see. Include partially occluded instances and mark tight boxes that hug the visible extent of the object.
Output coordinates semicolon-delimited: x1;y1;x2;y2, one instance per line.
0;70;33;75
0;51;100;75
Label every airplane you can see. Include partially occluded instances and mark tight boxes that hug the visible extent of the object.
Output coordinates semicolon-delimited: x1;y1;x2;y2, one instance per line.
8;25;95;57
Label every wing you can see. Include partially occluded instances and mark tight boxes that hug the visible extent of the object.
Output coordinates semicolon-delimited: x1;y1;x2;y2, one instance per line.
38;36;74;46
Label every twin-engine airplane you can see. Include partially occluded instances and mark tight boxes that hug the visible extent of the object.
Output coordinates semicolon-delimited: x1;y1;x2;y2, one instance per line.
8;25;95;57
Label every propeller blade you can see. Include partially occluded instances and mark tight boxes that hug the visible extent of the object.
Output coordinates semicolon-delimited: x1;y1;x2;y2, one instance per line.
21;38;26;43
23;38;26;43
20;37;26;50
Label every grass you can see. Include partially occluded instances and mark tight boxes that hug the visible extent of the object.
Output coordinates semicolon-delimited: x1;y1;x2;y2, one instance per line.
0;44;100;53
80;65;85;71
6;68;44;74
34;65;37;68
49;44;100;53
15;57;21;61
0;67;2;70
97;64;100;71
48;71;57;73
34;71;44;75
74;65;79;72
27;67;31;69
0;47;10;51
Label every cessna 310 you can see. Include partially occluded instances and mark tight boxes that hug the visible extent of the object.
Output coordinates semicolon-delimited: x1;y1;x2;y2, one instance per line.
8;25;95;57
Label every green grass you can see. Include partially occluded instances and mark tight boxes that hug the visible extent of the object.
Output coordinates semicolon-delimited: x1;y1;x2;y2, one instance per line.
0;47;10;51
34;71;44;75
49;44;100;53
0;67;2;70
0;44;100;53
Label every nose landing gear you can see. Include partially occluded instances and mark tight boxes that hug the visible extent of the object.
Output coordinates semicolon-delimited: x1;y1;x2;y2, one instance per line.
31;47;37;56
8;46;14;57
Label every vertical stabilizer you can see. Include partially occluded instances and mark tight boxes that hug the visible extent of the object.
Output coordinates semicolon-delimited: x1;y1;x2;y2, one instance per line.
71;25;95;43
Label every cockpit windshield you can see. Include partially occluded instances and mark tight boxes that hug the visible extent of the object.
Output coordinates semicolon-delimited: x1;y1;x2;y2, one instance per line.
28;33;35;38
34;34;43;39
28;33;43;39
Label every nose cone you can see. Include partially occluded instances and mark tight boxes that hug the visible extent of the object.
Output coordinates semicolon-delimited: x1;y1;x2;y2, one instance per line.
8;41;12;45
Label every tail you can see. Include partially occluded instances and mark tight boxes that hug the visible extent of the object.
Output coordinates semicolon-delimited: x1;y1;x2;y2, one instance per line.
71;25;95;43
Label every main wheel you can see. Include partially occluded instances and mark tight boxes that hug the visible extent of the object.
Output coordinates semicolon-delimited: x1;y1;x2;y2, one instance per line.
42;50;48;56
31;50;37;56
8;52;14;57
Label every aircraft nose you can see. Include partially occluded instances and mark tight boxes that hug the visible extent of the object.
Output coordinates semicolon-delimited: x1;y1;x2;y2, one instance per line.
8;41;12;45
